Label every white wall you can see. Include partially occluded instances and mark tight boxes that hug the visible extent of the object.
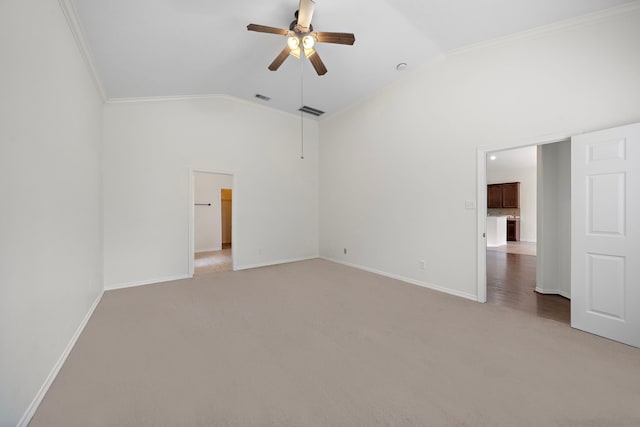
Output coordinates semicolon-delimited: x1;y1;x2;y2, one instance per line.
0;1;104;425
487;164;537;242
103;97;319;288
194;172;233;252
537;141;572;298
319;7;640;299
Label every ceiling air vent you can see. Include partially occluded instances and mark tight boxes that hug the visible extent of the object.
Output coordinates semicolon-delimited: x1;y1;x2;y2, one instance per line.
255;94;271;101
299;105;325;117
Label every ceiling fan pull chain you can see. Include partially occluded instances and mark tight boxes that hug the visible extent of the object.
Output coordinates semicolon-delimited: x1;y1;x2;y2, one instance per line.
300;55;305;160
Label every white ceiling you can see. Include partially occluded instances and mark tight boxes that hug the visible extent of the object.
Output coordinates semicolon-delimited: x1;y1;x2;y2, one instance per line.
71;0;634;118
489;145;537;170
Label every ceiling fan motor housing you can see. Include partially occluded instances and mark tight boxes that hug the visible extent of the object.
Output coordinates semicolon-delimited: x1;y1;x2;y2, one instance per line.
290;17;313;33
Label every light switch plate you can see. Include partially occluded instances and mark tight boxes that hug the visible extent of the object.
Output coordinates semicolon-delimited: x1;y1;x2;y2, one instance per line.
465;200;476;209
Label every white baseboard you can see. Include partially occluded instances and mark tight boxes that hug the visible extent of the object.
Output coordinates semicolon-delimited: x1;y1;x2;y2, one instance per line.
535;287;571;299
321;257;478;302
17;290;103;427
234;255;319;271
105;274;191;291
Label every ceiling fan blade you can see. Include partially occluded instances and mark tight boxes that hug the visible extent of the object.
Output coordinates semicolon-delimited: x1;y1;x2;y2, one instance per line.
247;24;289;36
308;49;327;76
314;32;356;45
268;46;292;71
296;0;315;31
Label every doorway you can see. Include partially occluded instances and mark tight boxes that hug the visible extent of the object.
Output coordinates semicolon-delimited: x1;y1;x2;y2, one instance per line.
478;123;640;347
190;170;234;276
479;141;570;323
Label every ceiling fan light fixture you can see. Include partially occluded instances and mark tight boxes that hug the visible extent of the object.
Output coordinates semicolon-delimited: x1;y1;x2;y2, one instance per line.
289;47;301;58
302;34;315;49
247;0;355;76
287;36;300;50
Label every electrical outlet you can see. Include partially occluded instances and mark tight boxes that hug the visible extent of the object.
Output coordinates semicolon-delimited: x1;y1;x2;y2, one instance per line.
344;248;348;255
419;260;425;270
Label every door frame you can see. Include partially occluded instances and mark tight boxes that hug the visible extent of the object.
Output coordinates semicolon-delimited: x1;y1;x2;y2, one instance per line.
189;168;235;277
476;134;570;302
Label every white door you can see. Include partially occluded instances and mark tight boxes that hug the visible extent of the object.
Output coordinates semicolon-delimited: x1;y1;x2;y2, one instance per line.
572;122;640;348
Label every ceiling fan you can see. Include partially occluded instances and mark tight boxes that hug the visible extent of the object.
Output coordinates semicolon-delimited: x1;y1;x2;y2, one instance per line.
247;0;355;76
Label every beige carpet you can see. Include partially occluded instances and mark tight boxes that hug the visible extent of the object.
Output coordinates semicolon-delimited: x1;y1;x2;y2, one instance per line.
31;259;640;426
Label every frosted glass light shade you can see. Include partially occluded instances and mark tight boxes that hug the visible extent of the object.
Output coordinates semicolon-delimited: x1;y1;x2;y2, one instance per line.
287;36;300;50
302;35;315;49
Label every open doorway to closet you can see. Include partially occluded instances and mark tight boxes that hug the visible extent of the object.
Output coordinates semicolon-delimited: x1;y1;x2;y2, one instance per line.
484;142;570;324
191;171;233;276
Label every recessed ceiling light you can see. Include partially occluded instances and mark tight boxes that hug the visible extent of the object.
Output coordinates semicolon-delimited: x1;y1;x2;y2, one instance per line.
490;155;497;160
396;62;407;71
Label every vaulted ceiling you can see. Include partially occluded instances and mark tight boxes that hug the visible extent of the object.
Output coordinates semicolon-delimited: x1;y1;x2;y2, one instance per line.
71;0;634;118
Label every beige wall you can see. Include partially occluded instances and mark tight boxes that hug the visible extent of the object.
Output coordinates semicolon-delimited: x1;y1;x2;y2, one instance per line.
319;7;640;299
537;140;572;298
103;97;319;288
0;1;104;425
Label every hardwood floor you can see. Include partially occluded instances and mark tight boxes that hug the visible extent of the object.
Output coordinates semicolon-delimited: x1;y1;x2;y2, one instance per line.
486;251;570;324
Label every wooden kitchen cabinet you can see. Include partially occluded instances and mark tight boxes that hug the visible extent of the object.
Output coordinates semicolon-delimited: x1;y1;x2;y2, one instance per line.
502;182;520;208
487;182;520;208
487;185;503;208
507;219;520;241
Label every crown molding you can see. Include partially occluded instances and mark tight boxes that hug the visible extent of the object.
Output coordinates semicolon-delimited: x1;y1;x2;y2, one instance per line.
447;1;640;58
57;0;107;101
57;0;639;114
105;94;230;104
323;1;640;123
105;94;322;121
